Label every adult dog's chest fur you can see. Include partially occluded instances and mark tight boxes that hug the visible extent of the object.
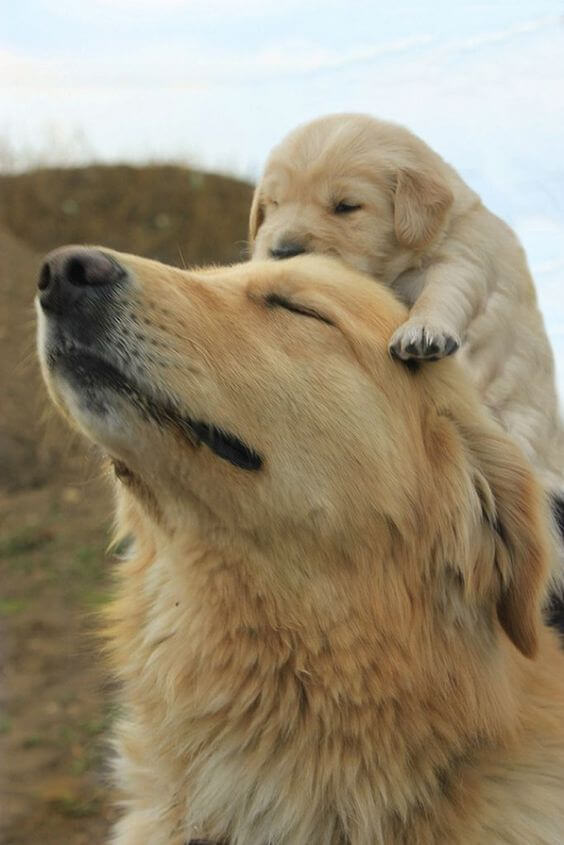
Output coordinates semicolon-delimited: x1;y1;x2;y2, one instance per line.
121;568;351;842
115;548;503;845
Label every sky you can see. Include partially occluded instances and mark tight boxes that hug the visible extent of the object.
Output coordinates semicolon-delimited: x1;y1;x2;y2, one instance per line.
2;0;564;393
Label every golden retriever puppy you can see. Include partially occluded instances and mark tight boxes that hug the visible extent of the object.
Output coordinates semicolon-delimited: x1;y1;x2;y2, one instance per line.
37;247;564;844
249;114;564;506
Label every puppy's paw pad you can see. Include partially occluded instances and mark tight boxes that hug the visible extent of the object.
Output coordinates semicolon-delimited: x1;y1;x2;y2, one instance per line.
389;323;460;362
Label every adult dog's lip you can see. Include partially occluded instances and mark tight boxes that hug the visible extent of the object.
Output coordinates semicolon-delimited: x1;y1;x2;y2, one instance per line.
49;347;200;441
49;348;137;396
50;348;263;472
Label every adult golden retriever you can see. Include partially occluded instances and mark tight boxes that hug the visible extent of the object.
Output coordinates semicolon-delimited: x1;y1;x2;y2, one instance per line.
250;114;564;508
37;247;564;844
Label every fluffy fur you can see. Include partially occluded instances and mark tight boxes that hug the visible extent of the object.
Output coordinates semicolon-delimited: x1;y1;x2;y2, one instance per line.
37;248;564;844
250;114;564;500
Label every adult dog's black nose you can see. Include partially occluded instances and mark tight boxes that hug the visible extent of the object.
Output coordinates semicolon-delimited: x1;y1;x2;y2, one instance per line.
38;246;126;315
269;242;307;260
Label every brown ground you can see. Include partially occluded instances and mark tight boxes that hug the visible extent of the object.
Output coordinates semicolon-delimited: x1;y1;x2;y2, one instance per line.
0;164;252;844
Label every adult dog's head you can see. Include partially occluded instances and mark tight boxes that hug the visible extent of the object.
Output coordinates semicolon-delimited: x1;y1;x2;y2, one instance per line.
37;247;549;659
250;113;465;284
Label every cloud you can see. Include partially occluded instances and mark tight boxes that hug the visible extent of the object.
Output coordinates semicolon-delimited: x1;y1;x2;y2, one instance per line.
3;13;562;95
38;0;322;23
2;12;563;185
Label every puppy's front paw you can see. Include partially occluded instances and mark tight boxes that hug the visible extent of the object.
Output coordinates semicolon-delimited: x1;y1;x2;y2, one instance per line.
389;321;460;362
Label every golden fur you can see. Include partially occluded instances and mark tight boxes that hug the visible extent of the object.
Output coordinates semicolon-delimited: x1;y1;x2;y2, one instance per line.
37;249;564;844
250;114;564;500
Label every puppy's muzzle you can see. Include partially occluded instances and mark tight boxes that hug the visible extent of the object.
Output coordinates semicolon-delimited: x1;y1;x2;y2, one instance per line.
269;241;307;260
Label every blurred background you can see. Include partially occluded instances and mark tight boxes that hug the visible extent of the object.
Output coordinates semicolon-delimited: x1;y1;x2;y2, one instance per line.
1;1;563;842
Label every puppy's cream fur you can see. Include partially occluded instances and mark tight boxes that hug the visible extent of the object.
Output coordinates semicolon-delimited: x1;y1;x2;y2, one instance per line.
250;114;564;497
38;250;564;844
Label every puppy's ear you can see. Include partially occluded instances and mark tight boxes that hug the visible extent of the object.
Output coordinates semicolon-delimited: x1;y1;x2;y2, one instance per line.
394;167;453;249
249;187;265;244
460;419;549;658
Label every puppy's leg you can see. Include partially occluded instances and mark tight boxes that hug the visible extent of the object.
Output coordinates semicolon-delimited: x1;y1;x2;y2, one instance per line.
389;318;460;361
389;255;487;362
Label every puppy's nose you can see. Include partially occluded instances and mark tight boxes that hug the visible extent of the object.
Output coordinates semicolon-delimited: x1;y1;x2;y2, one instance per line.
269;242;307;260
38;246;126;314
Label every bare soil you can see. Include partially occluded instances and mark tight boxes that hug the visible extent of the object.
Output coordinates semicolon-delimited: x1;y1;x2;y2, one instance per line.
1;478;117;845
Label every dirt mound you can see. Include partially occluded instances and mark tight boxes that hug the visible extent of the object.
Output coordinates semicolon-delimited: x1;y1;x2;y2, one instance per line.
0;164;253;267
0;164;254;492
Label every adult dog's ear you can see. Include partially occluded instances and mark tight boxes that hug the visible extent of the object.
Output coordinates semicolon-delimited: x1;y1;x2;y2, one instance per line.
249;186;265;245
394;167;453;249
461;419;550;658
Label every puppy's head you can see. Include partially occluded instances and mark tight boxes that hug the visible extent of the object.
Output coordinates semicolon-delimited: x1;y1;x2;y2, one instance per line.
36;248;549;656
250;114;454;283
